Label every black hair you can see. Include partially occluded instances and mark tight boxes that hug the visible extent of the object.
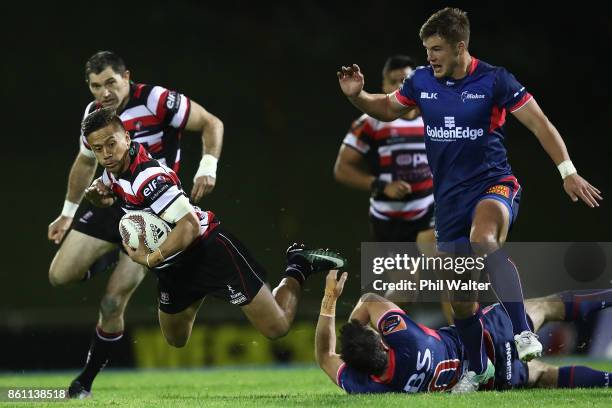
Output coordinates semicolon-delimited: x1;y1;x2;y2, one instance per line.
339;320;387;376
81;107;125;139
382;55;415;75
85;51;126;81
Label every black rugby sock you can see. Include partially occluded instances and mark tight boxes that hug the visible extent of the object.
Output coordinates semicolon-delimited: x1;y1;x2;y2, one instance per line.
75;326;123;391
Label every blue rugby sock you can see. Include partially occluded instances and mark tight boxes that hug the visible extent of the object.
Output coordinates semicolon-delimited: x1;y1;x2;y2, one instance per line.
485;249;531;334
454;307;487;374
558;289;612;322
558;366;611;388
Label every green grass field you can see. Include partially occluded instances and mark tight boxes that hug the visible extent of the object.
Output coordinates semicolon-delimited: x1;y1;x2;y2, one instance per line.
1;360;611;407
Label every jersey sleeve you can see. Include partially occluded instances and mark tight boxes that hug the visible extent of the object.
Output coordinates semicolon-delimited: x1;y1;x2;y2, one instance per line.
342;114;374;154
493;68;533;113
79;101;97;158
376;309;417;348
133;169;185;215
337;363;391;394
146;86;191;130
394;71;419;107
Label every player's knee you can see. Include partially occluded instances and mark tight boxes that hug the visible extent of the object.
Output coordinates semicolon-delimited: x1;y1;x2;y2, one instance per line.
48;263;73;287
260;319;290;340
451;301;477;318
166;336;189;348
100;293;126;319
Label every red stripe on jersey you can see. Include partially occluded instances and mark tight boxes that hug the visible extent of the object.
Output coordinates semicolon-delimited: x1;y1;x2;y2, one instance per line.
417;323;441;340
394;90;417;107
509;92;532;112
362;120;375;136
112;183;141;205
469;57;479;75
133;84;145;99
370;349;396;384
156;90;170;119
123;115;163;131
489;105;507;132
129;145;152;173
147;141;163;153
379;155;392;167
373;126;424;140
411;178;433;193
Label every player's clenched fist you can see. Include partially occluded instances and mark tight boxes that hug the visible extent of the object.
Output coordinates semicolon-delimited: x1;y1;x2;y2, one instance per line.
337;64;365;98
85;179;116;208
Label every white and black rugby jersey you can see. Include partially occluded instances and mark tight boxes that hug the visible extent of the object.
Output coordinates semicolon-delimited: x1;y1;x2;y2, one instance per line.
81;82;191;172
101;142;219;268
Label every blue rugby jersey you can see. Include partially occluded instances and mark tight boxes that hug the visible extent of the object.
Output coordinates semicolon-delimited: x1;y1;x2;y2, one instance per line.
395;58;532;204
337;309;465;393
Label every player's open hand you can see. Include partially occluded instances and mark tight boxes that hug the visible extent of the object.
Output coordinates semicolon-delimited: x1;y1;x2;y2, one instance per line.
563;173;602;208
122;235;149;266
383;181;412;199
191;175;216;202
85;179;116;208
325;270;348;299
337;64;365;98
48;215;72;244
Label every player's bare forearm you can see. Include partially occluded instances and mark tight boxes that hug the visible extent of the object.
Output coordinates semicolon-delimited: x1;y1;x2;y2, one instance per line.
67;153;98;203
201;114;223;159
348;91;402;122
315;314;337;365
333;148;375;191
186;101;224;159
151;212;200;264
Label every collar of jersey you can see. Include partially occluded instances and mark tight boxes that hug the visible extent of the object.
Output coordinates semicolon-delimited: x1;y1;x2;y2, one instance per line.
370;348;396;384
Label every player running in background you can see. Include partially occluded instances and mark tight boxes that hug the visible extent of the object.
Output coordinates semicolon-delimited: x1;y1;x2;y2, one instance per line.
337;7;602;391
46;51;224;398
82;108;346;393
315;271;612;393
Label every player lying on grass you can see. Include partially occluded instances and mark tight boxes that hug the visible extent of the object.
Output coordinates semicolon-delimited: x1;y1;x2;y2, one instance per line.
316;271;612;393
82;107;346;358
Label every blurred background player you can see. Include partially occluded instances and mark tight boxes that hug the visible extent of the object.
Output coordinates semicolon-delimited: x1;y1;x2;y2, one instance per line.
315;271;612;394
337;7;602;391
82;108;346;387
334;55;449;317
46;51;224;398
334;55;434;245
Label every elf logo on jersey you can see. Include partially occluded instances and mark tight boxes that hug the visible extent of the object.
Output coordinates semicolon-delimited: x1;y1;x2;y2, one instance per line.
426;116;484;141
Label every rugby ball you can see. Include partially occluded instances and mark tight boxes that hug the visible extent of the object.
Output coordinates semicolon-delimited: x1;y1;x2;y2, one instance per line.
119;211;171;251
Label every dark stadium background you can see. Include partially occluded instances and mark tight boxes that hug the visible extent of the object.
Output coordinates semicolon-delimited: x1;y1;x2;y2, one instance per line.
2;1;611;369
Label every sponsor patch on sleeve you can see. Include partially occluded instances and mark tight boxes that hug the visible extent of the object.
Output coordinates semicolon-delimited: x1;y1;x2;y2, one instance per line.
485;184;510;198
166;91;181;112
381;314;407;335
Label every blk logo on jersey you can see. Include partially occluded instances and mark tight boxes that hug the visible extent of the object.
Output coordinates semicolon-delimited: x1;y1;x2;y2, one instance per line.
420;92;438;100
461;91;486;103
426;116;484;142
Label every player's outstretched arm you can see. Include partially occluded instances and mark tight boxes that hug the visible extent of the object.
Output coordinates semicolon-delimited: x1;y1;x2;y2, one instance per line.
337;64;410;122
512;99;602;207
47;152;98;244
185;101;224;203
315;270;348;384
